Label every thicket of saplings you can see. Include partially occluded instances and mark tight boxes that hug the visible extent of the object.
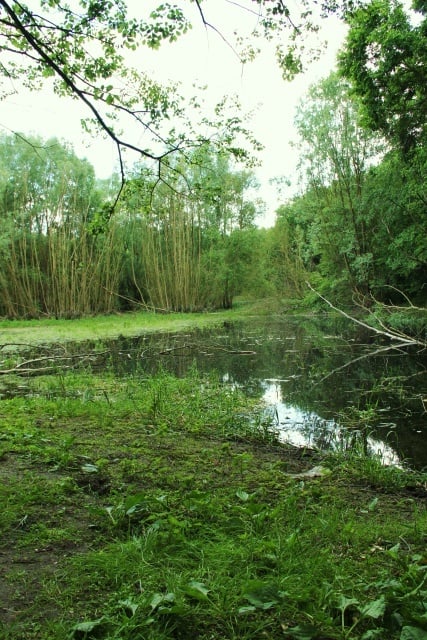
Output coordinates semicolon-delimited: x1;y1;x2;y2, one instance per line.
0;73;426;330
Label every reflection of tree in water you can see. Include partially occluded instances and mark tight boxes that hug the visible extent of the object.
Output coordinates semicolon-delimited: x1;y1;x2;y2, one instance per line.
280;336;425;468
52;316;426;468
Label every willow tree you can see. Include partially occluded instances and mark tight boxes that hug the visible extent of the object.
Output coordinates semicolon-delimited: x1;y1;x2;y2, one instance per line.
292;73;384;296
117;145;264;311
0;134;121;317
187;147;264;308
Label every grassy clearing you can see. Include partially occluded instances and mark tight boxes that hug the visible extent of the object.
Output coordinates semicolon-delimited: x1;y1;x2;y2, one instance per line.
0;298;282;351
0;310;231;350
1;365;427;640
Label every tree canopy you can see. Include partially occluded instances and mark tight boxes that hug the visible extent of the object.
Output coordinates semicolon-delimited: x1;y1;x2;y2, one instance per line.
0;0;360;187
339;0;427;154
271;68;427;307
1;0;425;318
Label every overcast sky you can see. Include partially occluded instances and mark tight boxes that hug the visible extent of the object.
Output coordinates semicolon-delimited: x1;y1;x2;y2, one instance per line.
0;1;347;226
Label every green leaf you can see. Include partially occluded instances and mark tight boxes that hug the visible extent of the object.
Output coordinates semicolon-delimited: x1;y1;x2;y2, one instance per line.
388;543;401;559
183;580;210;601
69;617;107;638
361;596;386;619
119;598;139;617
400;627;427;640
150;592;165;611
246;502;268;516
336;594;359;613
245;598;276;610
243;581;284;610
123;492;146;516
149;592;175;611
236;489;250;501
168;515;186;529
368;497;379;511
158;604;186;615
238;605;257;614
361;630;387;639
81;463;98;473
286;624;320;640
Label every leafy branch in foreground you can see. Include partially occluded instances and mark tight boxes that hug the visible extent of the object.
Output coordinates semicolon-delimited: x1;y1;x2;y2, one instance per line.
0;0;361;195
339;0;427;155
0;2;263;204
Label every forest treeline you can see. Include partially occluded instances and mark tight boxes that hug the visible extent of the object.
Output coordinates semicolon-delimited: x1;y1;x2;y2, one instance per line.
0;70;425;319
0;136;269;317
0;76;426;318
0;1;426;321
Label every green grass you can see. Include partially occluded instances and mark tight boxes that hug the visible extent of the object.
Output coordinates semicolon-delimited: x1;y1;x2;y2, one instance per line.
1;367;427;639
0;298;282;351
0;309;229;349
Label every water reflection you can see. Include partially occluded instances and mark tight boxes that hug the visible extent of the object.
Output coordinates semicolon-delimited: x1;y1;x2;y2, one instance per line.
262;380;402;466
2;315;425;468
119;316;424;469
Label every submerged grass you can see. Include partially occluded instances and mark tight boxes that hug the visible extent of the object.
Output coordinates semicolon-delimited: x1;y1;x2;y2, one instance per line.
0;310;230;349
0;298;281;350
1;365;427;640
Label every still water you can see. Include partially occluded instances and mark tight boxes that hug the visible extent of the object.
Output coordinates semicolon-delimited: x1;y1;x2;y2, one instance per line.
105;315;426;470
2;315;425;468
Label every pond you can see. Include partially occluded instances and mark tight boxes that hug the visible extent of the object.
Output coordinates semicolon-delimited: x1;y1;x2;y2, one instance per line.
2;314;426;469
103;314;426;470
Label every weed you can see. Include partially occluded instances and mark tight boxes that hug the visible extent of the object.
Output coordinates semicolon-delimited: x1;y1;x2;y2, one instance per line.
1;365;427;639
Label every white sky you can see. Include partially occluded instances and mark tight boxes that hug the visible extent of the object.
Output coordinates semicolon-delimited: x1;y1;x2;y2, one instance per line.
0;1;347;226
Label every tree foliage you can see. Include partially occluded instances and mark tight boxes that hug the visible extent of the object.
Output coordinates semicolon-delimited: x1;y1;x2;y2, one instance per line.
0;0;265;193
118;144;266;311
0;0;190;161
0;133;123;317
275;72;427;305
0;0;362;188
291;73;383;294
360;146;427;299
339;0;427;154
0;133;99;229
0;135;270;316
1;1;425;319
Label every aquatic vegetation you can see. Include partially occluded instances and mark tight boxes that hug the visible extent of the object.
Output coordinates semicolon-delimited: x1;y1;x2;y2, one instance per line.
1;363;427;639
1;313;426;639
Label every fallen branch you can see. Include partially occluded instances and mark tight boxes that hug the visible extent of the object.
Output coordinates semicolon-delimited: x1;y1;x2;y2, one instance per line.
370;285;426;312
158;343;256;356
306;282;426;348
0;351;109;376
313;342;413;387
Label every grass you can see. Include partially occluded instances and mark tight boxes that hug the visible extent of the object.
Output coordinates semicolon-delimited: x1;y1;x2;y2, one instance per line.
0;298;283;351
0;309;230;349
1;363;427;640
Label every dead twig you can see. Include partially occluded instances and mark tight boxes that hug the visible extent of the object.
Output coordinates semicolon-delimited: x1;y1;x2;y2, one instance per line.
0;350;110;376
306;282;426;348
312;342;414;387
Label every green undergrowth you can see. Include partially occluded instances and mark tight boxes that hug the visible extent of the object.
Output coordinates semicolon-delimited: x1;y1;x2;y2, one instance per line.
0;298;282;351
1;367;427;640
